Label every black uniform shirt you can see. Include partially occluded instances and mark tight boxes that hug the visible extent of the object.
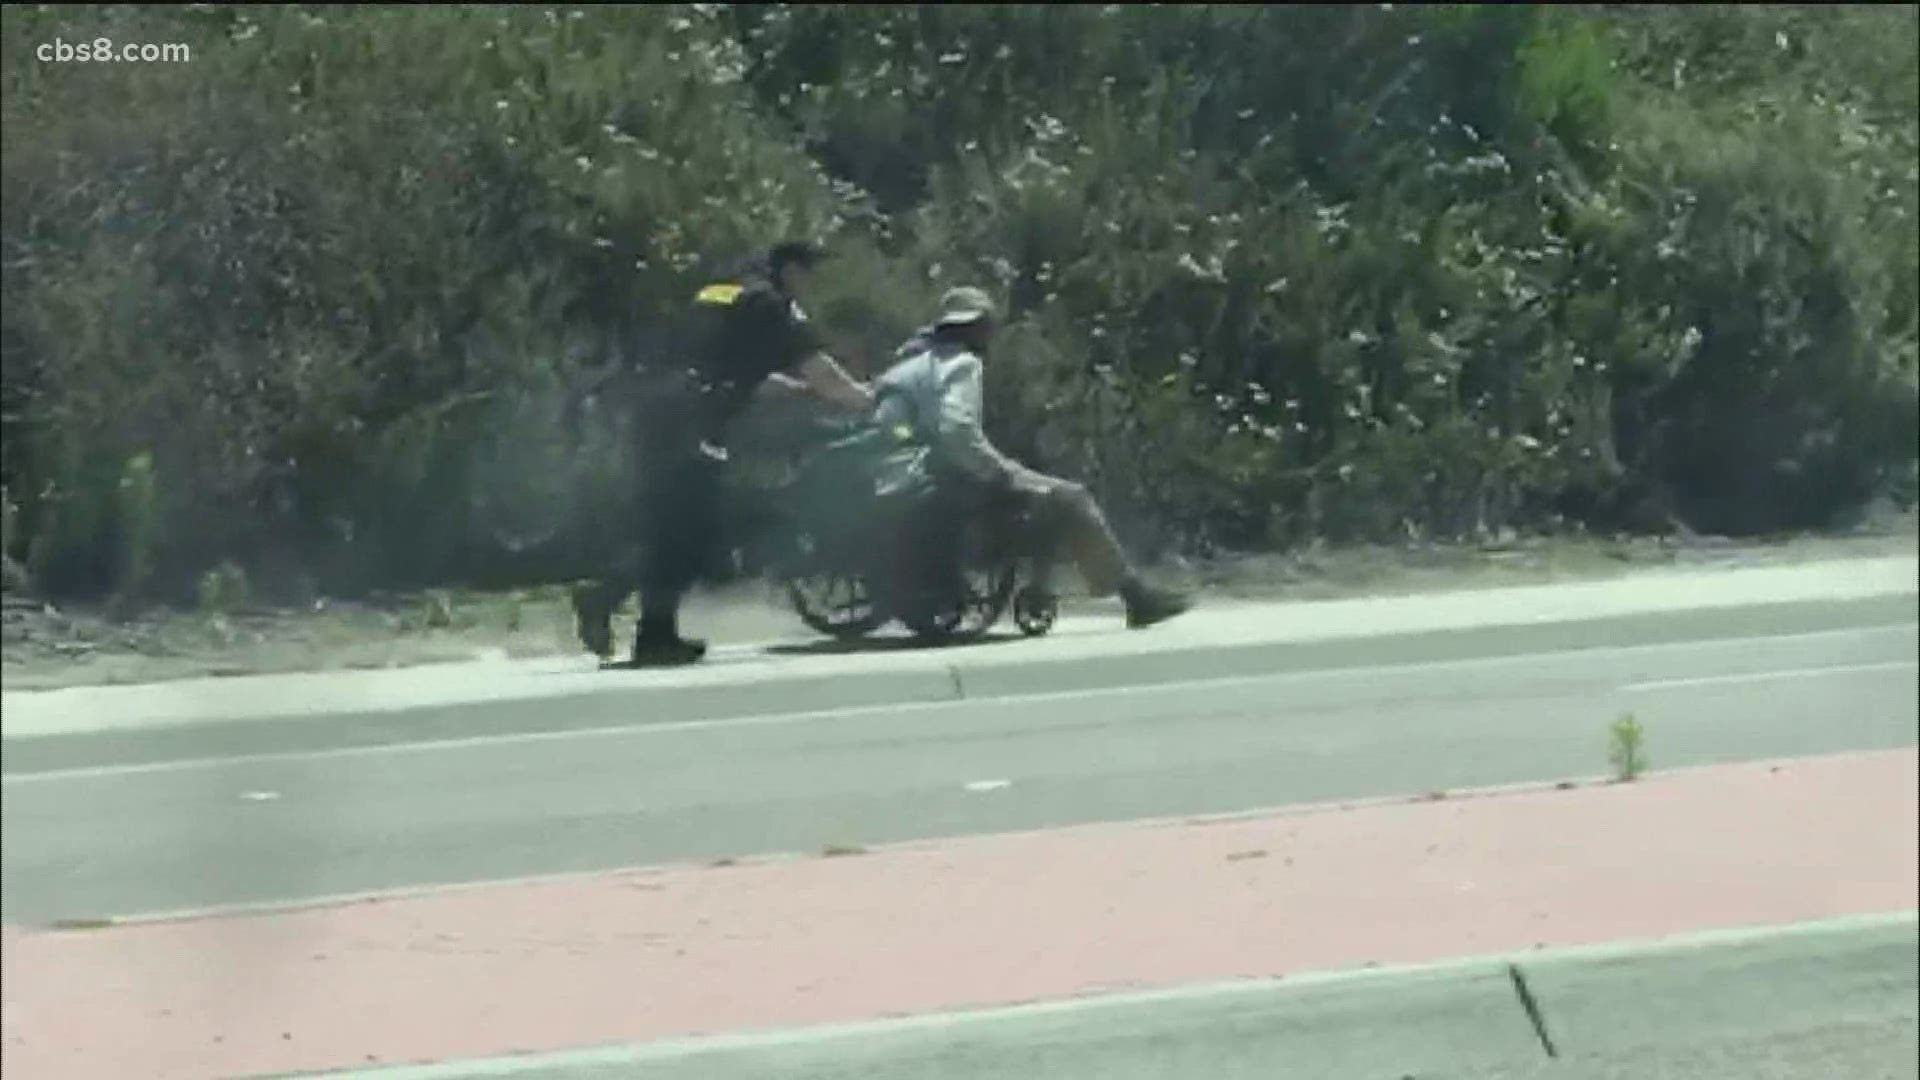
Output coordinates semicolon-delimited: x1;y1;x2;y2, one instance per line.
689;278;824;446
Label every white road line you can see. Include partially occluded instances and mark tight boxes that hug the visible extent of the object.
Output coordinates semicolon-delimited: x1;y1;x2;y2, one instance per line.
5;622;1914;785
1623;660;1916;694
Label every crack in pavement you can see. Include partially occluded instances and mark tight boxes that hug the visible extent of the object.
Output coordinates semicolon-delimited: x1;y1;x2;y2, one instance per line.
1508;962;1560;1058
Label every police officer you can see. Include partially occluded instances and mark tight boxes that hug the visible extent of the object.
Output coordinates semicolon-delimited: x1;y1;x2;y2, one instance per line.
574;241;873;666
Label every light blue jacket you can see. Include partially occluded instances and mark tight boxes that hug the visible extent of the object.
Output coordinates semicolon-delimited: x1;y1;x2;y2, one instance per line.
872;332;1021;484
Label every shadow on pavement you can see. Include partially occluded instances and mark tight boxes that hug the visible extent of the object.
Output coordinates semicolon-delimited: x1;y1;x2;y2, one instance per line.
560;631;1025;669
765;631;1027;658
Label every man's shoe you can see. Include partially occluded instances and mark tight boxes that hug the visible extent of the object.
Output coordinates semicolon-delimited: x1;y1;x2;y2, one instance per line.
571;583;615;658
629;633;709;667
1122;581;1193;630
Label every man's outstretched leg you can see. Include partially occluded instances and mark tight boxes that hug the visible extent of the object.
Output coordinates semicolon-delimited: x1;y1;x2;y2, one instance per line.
1018;472;1191;629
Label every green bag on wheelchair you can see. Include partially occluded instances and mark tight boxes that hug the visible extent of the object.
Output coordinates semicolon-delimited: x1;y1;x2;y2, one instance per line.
870;426;937;506
786;423;932;529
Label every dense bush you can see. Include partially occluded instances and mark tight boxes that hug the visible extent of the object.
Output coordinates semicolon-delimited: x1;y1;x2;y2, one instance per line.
2;5;840;600
2;4;1913;601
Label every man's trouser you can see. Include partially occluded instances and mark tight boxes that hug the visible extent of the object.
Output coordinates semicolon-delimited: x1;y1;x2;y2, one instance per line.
944;465;1129;599
1015;468;1132;598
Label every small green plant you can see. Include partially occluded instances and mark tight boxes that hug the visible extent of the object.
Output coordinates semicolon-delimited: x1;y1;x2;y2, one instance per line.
0;485;28;594
504;591;524;632
1;485;16;562
421;590;455;630
114;451;159;602
1608;713;1649;782
196;561;252;614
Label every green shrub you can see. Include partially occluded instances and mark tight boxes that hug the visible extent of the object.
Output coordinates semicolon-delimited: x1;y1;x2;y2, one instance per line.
114;451;158;602
196;561;252;615
1;4;1912;601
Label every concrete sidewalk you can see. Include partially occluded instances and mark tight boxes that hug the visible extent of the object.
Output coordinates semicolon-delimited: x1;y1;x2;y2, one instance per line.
3;555;1913;744
318;914;1920;1080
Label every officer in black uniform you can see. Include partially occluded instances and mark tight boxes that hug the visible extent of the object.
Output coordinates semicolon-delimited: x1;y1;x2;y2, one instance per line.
574;241;873;666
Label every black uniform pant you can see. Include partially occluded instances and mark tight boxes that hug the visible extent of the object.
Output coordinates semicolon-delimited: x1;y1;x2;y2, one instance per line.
593;411;725;640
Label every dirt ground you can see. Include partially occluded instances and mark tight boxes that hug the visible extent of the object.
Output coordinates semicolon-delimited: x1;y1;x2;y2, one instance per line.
3;511;1913;693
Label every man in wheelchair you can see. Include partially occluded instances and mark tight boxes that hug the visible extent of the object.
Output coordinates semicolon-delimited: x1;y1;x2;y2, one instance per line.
873;287;1192;630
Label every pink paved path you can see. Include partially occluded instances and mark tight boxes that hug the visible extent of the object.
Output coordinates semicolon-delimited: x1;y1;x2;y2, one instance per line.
5;748;1916;1080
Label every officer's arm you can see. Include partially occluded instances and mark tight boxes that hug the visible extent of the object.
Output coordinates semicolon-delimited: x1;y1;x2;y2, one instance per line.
757;372;810;399
767;294;872;412
795;352;875;413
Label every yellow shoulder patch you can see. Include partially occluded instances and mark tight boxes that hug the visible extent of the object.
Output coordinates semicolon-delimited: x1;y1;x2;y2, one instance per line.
694;283;744;306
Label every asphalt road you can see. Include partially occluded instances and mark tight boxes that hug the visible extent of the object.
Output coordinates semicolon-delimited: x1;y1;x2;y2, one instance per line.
3;599;1913;925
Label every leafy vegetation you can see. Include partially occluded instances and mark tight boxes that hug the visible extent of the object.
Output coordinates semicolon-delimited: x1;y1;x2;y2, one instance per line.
1609;712;1649;782
3;4;1914;603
